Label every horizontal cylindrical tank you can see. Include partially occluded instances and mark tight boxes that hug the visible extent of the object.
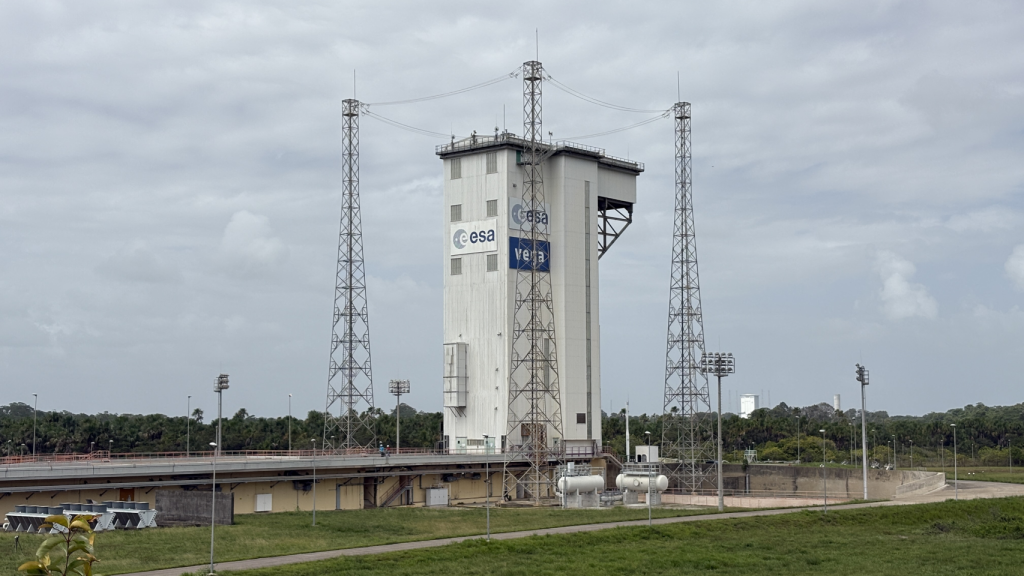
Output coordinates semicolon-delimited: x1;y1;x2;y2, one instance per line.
557;475;604;493
615;474;669;492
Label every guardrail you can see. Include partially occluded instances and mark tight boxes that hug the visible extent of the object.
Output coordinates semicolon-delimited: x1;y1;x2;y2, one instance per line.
1;445;614;467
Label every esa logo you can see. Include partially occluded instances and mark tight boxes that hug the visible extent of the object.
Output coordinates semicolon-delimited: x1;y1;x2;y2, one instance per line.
510;202;549;228
453;228;496;250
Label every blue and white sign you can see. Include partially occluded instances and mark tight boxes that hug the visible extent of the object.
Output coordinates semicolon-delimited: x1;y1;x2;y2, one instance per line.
450;219;498;255
509;198;550;234
509;237;551;271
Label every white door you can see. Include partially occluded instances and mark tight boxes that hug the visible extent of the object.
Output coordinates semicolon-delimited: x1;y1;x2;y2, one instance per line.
255;493;272;512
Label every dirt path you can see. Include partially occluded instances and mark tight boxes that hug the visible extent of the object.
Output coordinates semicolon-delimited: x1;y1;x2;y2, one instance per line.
121;480;1024;576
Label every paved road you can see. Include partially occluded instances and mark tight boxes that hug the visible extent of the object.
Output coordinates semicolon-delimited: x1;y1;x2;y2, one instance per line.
122;480;1024;576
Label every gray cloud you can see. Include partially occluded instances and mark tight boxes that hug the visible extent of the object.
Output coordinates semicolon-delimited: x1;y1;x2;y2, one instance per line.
876;251;938;320
1;1;1022;418
1006;246;1024;291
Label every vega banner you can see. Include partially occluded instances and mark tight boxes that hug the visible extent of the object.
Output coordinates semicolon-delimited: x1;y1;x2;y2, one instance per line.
509;237;551;271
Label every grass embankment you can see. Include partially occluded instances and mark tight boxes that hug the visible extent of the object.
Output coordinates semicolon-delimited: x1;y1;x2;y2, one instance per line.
926;466;1024;485
221;497;1024;576
1;506;719;575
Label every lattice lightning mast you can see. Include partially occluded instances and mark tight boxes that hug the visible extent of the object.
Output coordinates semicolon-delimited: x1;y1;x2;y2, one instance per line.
662;102;715;492
324;98;376;453
503;60;565;505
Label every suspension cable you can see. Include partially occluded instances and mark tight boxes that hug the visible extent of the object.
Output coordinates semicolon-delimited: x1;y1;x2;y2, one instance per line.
545;73;668;114
560;111;671;141
361;107;453;139
364;67;521;107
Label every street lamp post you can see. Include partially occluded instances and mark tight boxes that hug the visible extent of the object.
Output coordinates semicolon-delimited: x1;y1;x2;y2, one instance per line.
951;424;958;500
388;380;411;452
311;438;317;526
797;415;801;463
849;423;854;464
108;439;113;454
910;440;914;469
187;395;192;458
288;394;292;452
483;434;490;541
208;441;219;575
214;375;229;457
856;364;869;499
820;429;828;513
645;430;652;526
32;393;38;458
892;435;897;469
700;352;735;512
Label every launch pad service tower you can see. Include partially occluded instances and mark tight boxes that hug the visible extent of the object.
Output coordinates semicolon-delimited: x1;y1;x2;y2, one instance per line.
437;133;643;456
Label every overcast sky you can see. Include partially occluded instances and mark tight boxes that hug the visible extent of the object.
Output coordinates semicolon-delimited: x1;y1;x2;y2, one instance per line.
2;1;1022;421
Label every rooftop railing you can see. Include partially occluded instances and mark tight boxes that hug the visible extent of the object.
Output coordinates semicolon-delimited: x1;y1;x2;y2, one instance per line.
436;133;643;171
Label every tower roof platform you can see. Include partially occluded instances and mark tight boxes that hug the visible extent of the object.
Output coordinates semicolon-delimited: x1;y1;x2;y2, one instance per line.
436;132;644;175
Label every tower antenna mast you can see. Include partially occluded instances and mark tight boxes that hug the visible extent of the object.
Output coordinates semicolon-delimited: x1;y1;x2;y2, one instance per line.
324;96;376;453
662;102;715;493
503;59;564;505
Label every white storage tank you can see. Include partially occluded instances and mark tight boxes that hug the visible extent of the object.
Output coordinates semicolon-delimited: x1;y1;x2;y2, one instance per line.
615;474;669;493
557;475;604;493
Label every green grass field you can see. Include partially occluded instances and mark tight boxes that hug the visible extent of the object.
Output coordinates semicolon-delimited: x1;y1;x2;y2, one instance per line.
926;466;1024;485
1;505;719;575
219;497;1024;576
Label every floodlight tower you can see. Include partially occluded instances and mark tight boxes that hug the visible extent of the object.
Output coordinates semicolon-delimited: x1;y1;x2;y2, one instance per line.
662;102;714;493
324;97;376;453
856;363;869;499
389;379;411;451
502;59;565;506
701;352;735;512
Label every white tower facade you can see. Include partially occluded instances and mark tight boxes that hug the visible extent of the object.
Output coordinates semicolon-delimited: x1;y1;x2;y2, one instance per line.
437;135;642;456
739;394;760;419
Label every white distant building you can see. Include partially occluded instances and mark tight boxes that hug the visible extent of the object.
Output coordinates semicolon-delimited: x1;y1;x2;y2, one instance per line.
740;394;760;419
834;394;841;413
437;133;643;455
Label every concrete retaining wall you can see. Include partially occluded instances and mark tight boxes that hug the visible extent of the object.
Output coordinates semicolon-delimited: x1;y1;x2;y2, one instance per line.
659;493;846;508
894;470;946;497
722;465;944;500
155;489;234;526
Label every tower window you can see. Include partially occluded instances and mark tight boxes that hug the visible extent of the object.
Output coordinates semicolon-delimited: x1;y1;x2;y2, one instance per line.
451;157;462;179
486;152;497;174
450;204;462;222
486;253;498;272
486;199;498;217
576;413;586;424
451;257;462;275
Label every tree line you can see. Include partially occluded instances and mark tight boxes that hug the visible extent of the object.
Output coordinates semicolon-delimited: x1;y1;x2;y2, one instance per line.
601;401;1024;467
0;402;440;455
3;400;1022;466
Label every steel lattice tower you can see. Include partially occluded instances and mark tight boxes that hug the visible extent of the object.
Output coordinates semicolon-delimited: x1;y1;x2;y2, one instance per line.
502;60;564;505
662;102;715;492
324;98;376;453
